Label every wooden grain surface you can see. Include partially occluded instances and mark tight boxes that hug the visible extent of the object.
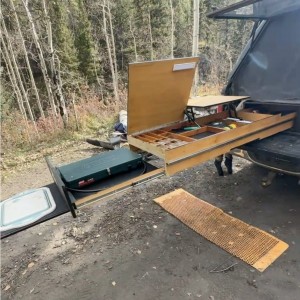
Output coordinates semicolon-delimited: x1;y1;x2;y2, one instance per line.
128;57;199;135
165;120;294;175
188;95;249;108
164;112;296;163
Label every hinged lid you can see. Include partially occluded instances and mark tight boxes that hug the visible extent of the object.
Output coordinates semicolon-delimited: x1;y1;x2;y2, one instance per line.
188;95;249;108
128;57;199;135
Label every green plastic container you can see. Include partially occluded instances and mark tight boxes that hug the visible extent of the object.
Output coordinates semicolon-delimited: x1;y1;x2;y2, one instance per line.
58;148;143;189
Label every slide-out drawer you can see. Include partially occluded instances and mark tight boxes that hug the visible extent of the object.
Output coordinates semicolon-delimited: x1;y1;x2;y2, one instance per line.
128;110;296;175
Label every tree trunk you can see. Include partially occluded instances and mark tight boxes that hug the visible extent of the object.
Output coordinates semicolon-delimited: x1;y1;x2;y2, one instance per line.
192;0;200;94
102;1;119;102
192;0;200;57
1;39;32;141
93;56;104;102
22;0;57;119
1;15;38;133
9;0;45;119
0;42;27;120
169;0;174;58
107;0;118;89
148;11;154;60
42;0;68;127
129;17;138;61
71;93;80;131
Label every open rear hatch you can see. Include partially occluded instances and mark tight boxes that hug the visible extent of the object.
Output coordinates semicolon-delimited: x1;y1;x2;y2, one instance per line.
208;0;300;174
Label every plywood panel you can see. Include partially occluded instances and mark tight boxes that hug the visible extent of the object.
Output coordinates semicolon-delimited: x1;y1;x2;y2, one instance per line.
128;135;165;158
188;95;249;108
128;57;199;135
165;120;294;175
164;114;282;162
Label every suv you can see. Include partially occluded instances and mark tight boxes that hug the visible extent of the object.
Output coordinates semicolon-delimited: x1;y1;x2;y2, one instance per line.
208;0;300;181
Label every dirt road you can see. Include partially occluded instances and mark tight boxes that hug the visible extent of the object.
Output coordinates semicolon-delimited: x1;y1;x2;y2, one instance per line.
1;145;300;300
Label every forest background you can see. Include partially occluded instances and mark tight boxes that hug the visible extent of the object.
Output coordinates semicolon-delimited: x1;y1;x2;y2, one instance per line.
0;0;253;158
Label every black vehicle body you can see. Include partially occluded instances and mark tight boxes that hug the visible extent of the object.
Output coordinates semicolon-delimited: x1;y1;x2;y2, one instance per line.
208;0;300;176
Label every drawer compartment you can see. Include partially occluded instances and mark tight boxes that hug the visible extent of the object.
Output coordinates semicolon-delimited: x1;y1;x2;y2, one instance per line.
127;57;296;176
128;110;296;175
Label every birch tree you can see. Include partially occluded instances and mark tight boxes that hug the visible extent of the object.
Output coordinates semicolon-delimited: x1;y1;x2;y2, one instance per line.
148;11;154;60
0;40;27;121
21;0;57;118
102;0;119;101
129;17;138;61
192;0;199;57
107;1;118;90
42;0;68;126
1;34;32;140
0;46;31;142
169;0;174;58
8;0;45;119
192;0;200;93
1;13;38;133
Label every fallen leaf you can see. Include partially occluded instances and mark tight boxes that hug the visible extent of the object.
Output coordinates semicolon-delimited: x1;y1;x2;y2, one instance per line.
28;262;35;268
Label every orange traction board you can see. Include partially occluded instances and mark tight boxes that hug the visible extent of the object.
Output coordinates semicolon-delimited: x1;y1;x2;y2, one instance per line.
154;189;289;272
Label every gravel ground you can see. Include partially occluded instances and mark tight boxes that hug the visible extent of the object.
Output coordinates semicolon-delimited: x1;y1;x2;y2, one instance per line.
1;143;300;300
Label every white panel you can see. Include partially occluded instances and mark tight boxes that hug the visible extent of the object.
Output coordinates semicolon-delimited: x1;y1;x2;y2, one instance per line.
173;62;196;71
0;187;56;231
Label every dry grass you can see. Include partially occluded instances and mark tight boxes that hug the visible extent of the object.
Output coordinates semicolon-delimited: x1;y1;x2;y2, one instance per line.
1;85;219;170
1;89;127;166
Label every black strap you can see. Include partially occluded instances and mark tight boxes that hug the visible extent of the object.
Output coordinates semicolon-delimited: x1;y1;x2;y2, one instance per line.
185;107;196;122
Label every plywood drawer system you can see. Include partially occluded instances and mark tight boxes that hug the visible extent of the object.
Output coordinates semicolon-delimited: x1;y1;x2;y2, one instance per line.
127;57;296;175
128;109;296;175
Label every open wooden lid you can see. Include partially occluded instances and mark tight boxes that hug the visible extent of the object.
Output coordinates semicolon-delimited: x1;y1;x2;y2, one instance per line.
188;95;249;108
128;57;199;135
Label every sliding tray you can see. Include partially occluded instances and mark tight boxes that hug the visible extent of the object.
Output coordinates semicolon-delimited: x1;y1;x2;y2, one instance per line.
46;156;164;209
127;58;296;175
129;109;296;175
